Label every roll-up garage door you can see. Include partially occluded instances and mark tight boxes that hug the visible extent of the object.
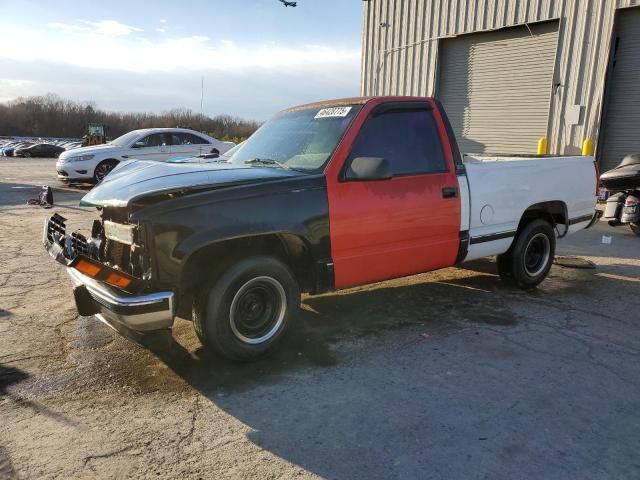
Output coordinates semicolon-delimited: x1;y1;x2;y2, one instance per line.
437;22;558;154
600;8;640;171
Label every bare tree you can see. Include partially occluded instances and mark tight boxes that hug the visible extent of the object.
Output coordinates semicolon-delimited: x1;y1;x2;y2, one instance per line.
0;94;261;142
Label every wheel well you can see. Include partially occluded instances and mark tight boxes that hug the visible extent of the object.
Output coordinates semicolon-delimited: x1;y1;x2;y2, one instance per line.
518;201;568;230
180;233;315;298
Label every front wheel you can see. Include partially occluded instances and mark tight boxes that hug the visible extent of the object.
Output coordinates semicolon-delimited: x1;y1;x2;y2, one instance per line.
193;256;300;361
497;219;556;290
631;223;640;237
93;160;118;183
22;152;31;158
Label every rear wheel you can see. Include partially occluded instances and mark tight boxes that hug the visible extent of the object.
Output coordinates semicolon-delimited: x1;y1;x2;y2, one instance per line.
497;219;556;290
631;223;640;237
93;160;118;183
192;256;300;361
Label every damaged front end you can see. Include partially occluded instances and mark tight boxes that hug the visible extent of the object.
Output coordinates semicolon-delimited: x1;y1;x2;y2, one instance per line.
43;213;175;332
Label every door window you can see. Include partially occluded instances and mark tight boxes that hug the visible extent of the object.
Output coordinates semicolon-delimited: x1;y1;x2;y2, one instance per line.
348;109;447;176
171;132;210;145
138;133;169;147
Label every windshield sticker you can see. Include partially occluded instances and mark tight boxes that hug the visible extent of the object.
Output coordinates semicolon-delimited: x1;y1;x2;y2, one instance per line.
315;106;352;119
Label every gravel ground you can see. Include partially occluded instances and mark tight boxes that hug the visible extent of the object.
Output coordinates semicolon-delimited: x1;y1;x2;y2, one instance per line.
1;157;640;480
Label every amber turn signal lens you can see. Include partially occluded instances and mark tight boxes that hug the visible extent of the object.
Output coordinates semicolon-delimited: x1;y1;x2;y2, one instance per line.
75;259;102;277
105;272;132;289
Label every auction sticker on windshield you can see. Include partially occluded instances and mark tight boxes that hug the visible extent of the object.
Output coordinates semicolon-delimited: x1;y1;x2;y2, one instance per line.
315;107;352;119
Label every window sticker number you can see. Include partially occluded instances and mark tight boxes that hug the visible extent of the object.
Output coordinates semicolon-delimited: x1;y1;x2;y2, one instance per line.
315;107;352;119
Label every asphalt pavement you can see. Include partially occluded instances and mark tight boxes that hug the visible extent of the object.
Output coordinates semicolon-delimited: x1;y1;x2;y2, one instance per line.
1;157;639;479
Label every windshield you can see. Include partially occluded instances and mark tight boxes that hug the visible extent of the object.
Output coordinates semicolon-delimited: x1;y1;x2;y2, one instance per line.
227;105;361;172
109;131;141;147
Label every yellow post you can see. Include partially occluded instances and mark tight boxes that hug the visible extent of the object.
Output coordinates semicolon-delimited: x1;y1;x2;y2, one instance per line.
537;137;548;155
582;138;594;156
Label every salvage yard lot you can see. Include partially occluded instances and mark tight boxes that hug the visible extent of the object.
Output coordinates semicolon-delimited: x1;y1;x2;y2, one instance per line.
1;158;640;479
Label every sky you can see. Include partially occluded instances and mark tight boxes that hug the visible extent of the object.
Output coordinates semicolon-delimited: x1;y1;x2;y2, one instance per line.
0;0;363;120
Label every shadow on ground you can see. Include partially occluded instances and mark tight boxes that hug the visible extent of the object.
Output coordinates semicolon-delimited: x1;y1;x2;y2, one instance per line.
0;181;89;208
139;255;640;395
143;259;517;395
0;364;29;480
141;254;640;398
133;255;640;479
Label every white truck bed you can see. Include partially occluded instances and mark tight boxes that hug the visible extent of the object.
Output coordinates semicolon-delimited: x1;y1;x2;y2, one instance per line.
459;154;598;262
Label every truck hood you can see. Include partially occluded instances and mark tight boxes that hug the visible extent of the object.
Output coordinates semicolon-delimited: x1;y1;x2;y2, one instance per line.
80;160;305;207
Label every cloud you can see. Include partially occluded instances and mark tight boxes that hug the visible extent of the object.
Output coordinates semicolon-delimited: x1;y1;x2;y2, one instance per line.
0;57;360;120
2;25;359;75
0;19;361;119
160;19;167;24
48;19;143;37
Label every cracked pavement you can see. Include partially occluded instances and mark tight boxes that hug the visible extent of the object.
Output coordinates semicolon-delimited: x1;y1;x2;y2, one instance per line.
1;158;640;479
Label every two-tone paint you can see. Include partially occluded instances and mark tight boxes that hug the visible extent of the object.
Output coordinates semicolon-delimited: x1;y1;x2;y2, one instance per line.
44;96;600;332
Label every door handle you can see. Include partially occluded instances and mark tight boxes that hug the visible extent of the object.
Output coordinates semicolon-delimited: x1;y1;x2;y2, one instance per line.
442;187;458;199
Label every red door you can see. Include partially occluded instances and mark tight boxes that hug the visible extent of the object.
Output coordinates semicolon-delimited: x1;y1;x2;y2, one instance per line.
325;99;461;289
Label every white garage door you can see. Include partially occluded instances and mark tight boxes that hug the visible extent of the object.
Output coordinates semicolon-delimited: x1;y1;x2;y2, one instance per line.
600;8;640;171
437;22;558;154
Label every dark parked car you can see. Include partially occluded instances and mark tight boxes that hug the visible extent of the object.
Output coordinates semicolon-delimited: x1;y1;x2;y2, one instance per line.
2;142;33;156
14;143;65;158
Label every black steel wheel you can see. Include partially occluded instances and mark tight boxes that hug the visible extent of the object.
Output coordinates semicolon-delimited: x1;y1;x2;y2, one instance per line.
229;276;287;344
497;219;556;290
193;256;300;361
522;232;552;278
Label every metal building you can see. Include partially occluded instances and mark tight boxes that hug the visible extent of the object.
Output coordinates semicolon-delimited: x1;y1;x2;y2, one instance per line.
361;0;640;170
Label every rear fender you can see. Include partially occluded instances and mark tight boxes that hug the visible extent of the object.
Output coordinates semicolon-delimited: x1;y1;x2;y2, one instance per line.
517;201;568;231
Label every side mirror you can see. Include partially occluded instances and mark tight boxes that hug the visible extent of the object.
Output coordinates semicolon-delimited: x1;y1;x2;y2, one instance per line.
344;157;392;181
210;148;220;158
132;141;146;149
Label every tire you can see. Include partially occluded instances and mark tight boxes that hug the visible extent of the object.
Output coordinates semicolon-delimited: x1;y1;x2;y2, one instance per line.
22;152;31;158
192;256;300;361
496;253;513;279
497;219;556;290
93;160;118;183
631;223;640;237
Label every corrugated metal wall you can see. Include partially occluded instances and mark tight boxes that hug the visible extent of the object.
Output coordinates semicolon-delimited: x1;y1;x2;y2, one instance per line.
361;0;640;156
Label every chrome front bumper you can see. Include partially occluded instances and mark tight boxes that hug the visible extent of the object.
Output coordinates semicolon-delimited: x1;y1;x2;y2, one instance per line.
44;214;175;332
68;268;175;332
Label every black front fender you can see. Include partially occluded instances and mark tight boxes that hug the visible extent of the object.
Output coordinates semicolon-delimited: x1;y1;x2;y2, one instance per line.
140;175;331;290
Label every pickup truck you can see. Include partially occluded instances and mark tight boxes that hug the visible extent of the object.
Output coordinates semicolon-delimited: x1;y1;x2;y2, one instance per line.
43;97;600;360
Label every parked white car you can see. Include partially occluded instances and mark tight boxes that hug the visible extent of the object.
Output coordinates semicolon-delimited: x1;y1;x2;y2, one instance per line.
56;128;235;182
